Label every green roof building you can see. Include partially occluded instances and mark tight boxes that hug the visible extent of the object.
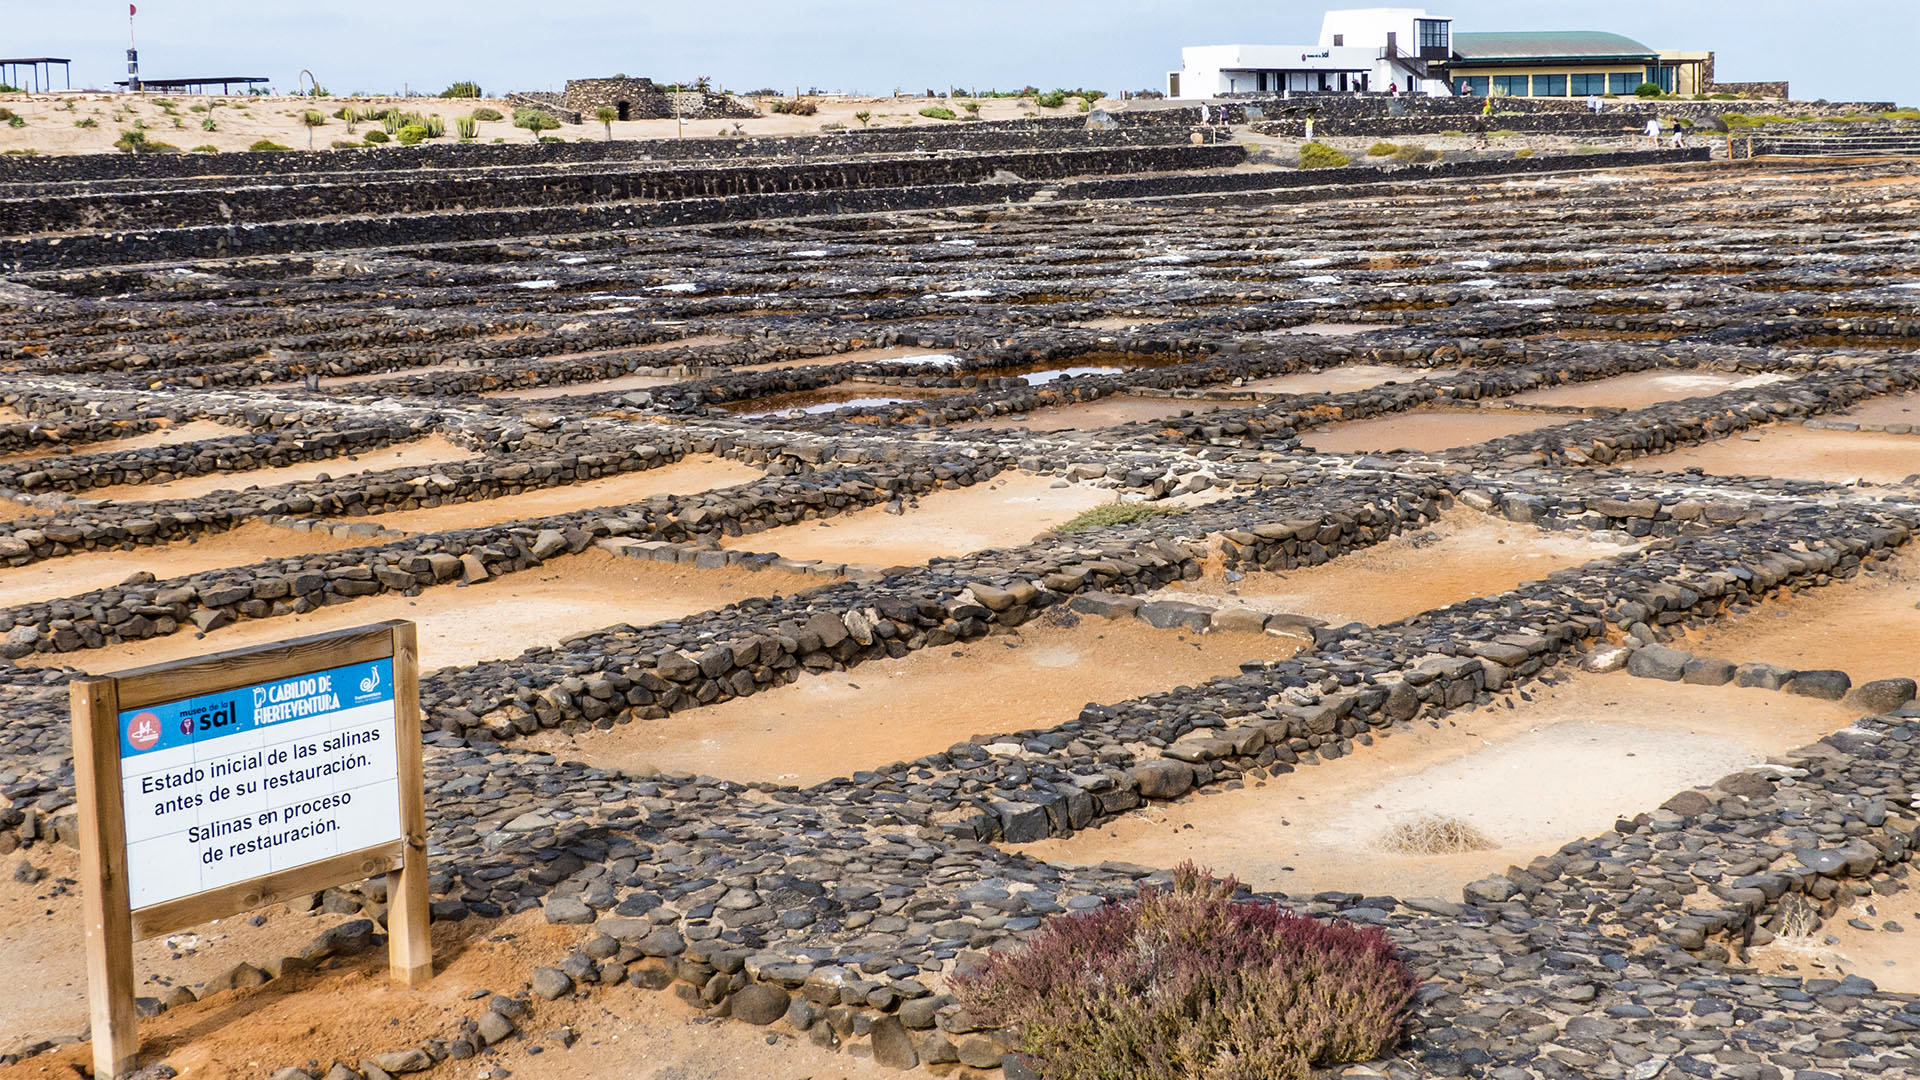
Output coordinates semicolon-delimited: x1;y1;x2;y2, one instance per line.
1445;30;1709;99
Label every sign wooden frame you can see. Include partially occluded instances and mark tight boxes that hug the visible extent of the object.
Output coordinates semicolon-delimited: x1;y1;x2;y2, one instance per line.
72;620;429;1079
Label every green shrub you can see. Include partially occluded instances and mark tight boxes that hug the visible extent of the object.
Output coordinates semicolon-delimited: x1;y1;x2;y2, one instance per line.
469;107;504;122
1391;143;1440;164
0;83;20;94
956;865;1418;1080
302;109;328;127
362;129;390;144
512;107;561;131
249;139;292;152
74;117;98;129
1514;147;1535;158
424;115;445;138
439;81;482;98
397;123;430;145
1298;141;1351;169
1035;90;1069;108
1488;128;1518;138
1634;82;1664;98
190;144;218;153
2;112;23;129
456;116;478;140
1054;503;1184;535
918;105;957;120
770;98;818;116
1439;128;1466;137
853;110;872;127
1366;141;1398;156
538;135;565;143
383;111;404;135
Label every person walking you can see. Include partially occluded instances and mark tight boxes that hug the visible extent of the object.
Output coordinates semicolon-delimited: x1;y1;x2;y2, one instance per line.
1645;116;1661;146
1388;81;1398;98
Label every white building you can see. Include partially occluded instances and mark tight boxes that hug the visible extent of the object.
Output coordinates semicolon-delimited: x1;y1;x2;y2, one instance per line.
1168;8;1455;99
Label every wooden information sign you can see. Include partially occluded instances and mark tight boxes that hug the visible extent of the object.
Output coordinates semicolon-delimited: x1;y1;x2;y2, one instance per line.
72;621;430;1079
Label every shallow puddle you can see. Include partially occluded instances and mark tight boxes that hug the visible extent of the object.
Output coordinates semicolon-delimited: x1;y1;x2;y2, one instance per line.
1297;409;1566;454
57;552;785;675
1020;675;1855;899
1154;511;1637;627
1509;371;1796;411
731;382;968;418
720;472;1111;568
1672;547;1920;684
374;455;761;534
84;437;478;503
0;523;368;609
528;617;1303;786
1627;425;1920;486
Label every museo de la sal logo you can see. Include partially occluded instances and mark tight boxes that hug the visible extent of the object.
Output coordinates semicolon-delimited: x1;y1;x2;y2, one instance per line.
126;711;161;752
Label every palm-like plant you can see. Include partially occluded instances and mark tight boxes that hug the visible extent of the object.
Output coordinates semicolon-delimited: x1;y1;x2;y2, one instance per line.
301;109;327;150
595;106;618;141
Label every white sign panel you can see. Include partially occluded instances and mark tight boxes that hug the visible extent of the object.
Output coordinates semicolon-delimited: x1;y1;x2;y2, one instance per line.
116;658;401;910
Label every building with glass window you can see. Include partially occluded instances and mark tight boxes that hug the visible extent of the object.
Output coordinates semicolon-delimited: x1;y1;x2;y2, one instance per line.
1444;32;1707;98
1168;10;1711;100
1168;8;1456;99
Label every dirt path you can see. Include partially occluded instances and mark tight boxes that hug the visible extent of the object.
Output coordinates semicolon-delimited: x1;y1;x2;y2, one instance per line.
1020;674;1857;899
374;456;761;534
54;552;790;676
85;437;476;503
719;472;1110;567
527;616;1303;786
1155;510;1637;627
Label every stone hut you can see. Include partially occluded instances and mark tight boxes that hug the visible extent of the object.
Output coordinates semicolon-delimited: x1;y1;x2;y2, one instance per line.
561;77;757;121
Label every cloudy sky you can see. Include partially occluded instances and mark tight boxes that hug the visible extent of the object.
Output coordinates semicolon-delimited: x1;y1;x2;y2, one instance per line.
3;1;1912;104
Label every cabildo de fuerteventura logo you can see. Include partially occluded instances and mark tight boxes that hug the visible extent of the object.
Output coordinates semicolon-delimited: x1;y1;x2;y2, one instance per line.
360;667;381;695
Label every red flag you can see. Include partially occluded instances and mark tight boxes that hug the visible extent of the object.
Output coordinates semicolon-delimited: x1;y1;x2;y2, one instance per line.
130;4;137;15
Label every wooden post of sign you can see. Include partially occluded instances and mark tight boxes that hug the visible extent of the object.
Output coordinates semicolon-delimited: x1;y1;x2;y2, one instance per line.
75;677;140;1080
387;621;432;986
73;621;430;1078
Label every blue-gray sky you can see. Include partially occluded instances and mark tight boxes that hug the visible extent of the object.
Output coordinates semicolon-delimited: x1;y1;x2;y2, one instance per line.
2;1;1912;104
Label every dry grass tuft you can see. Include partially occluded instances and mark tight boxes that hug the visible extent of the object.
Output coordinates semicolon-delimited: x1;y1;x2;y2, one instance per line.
1376;813;1497;855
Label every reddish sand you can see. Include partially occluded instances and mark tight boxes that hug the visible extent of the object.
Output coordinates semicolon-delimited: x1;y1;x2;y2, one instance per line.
0;420;246;466
85;437;477;502
0;522;367;609
1226;364;1441;397
1155;511;1637;627
56;552;788;675
1840;391;1920;427
720;472;1111;567
1297;409;1565;454
530;617;1304;785
0;846;358;1056
1672;547;1920;683
1510;371;1796;410
1754;893;1920;993
1626;425;1920;486
374;455;761;534
1021;675;1855;899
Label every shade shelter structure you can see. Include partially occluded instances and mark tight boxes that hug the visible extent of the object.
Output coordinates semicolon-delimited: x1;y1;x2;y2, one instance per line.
0;58;71;92
112;75;270;94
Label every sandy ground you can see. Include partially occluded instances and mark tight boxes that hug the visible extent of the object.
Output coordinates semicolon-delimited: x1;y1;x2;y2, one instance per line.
719;472;1111;567
1298;409;1566;454
374;456;760;534
1156;510;1637;627
56;551;787;676
1509;371;1797;411
0;908;897;1080
0;92;1111;158
0;522;368;609
1672;547;1920;683
1753;893;1920;994
1224;364;1442;397
0;847;359;1056
529;616;1304;786
1840;391;1920;427
731;346;956;373
1626;425;1920;486
84;437;476;503
953;396;1228;433
1021;674;1857;899
0;420;247;466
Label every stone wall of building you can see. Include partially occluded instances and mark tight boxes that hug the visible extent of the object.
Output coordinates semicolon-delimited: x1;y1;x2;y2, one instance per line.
560;77;758;122
1709;81;1791;100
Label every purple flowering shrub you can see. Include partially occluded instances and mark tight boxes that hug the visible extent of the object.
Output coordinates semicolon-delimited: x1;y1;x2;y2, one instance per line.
954;865;1419;1080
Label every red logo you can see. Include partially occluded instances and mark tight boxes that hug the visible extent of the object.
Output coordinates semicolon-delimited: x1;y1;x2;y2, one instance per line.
126;712;161;752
